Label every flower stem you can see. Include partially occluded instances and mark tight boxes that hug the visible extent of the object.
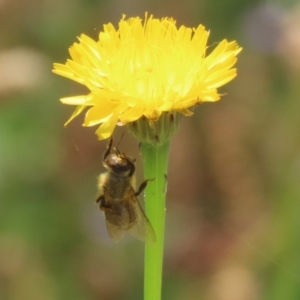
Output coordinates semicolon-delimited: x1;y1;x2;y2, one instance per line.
140;141;170;300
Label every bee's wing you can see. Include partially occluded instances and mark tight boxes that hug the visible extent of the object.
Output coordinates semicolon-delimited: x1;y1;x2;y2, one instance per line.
105;220;125;242
103;201;130;242
128;190;156;243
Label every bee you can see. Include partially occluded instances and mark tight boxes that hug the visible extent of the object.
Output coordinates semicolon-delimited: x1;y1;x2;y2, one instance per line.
96;138;156;242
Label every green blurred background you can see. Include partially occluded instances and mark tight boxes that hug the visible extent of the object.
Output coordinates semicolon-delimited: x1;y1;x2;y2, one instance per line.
1;0;300;299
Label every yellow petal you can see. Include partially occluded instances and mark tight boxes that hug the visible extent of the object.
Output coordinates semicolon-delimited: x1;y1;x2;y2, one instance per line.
119;107;144;122
84;101;118;126
95;113;119;140
64;105;86;125
205;69;237;89
60;94;93;105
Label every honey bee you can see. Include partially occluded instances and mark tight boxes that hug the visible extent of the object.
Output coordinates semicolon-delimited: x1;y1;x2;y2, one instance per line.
96;138;156;242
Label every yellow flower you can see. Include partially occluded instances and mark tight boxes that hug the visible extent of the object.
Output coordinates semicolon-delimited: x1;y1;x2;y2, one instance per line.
53;14;242;140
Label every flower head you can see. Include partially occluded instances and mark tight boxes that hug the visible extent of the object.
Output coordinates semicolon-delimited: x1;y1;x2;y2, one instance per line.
53;14;242;140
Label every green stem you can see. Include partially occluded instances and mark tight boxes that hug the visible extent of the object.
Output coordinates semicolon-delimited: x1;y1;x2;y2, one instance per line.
141;141;170;300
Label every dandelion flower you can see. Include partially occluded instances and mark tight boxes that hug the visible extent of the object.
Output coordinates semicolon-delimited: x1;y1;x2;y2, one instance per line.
53;14;242;141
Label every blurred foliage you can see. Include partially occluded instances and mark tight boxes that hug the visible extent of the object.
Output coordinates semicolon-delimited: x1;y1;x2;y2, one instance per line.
0;0;300;299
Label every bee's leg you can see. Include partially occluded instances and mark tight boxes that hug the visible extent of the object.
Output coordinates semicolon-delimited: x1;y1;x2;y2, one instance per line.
96;195;113;212
96;194;107;209
135;179;154;197
103;138;113;160
128;162;135;177
96;194;104;204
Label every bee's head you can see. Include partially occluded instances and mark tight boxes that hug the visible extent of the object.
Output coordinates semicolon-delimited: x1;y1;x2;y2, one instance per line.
104;147;135;177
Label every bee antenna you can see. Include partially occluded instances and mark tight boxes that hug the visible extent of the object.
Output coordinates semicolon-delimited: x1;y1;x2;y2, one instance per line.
116;131;125;148
104;137;113;160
